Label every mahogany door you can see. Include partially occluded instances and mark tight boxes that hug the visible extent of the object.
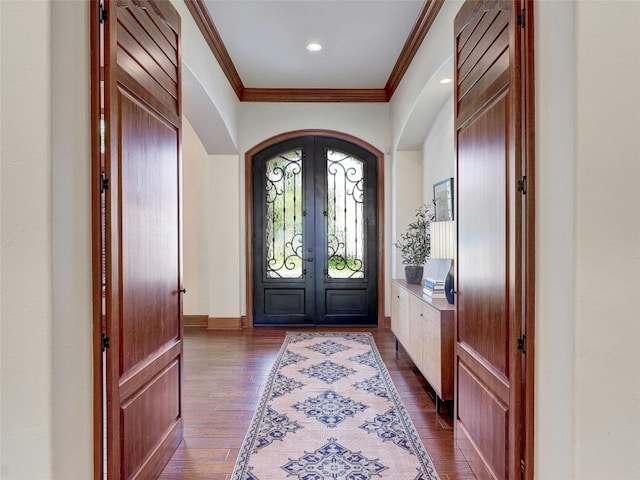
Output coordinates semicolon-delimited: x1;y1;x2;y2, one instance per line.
252;136;378;326
454;1;530;479
99;1;183;478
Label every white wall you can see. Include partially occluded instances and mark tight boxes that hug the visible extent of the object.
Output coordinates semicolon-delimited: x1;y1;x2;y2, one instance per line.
392;150;423;278
534;1;576;477
183;118;242;319
535;1;640;478
208;154;241;318
50;1;93;477
239;102;391;165
1;0;92;478
572;1;640;477
183;116;211;315
0;1;54;476
422;95;455;208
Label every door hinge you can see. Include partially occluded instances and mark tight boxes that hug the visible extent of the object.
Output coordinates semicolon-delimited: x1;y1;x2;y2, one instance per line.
517;334;527;354
517;8;525;27
101;332;111;352
100;173;110;194
99;3;108;24
517;175;527;195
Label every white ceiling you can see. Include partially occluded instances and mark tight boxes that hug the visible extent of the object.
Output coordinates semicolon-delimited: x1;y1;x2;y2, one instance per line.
202;0;425;89
182;0;459;154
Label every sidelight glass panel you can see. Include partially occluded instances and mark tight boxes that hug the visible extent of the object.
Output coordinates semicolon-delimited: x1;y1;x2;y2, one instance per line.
326;150;365;278
265;150;304;278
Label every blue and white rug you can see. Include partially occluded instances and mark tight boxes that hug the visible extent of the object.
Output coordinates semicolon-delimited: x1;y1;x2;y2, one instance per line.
230;332;441;480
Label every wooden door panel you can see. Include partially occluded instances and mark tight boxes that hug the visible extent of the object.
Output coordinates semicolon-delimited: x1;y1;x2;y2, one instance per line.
457;95;509;376
456;1;510;128
458;8;506;72
117;48;178;113
455;1;522;479
459;37;509;100
458;14;509;90
116;12;178;80
458;50;509;126
121;361;180;479
101;1;183;478
120;90;180;373
117;26;178;95
457;361;508;479
116;0;179;125
123;0;179;52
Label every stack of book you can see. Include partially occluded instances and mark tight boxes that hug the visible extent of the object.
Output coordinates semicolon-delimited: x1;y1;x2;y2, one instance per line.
423;277;446;299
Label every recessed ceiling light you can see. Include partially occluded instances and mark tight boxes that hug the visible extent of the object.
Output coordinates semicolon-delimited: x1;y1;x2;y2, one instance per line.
440;78;452;84
307;43;322;52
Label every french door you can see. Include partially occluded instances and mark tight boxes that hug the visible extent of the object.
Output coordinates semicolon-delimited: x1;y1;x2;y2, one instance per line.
252;135;378;326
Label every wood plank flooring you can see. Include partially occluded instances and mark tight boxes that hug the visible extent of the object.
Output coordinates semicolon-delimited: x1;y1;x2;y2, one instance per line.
158;327;476;479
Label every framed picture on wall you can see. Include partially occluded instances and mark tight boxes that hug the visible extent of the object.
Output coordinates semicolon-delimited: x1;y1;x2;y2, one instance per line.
433;177;454;221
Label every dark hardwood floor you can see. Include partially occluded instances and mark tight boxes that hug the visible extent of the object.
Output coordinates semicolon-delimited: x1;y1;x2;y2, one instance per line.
158;327;476;479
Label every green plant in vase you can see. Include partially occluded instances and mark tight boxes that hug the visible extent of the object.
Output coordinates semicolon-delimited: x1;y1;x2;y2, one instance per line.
395;204;434;284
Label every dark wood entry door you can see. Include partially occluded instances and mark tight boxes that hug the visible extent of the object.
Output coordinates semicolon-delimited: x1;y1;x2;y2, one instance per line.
98;1;183;478
454;1;531;479
252;136;378;326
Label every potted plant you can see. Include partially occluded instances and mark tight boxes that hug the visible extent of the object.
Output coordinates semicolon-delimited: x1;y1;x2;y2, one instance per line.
395;204;434;284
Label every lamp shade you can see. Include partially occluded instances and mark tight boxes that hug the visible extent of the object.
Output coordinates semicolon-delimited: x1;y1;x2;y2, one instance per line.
431;220;455;259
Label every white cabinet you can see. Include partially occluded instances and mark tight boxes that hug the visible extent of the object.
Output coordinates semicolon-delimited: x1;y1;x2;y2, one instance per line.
390;279;455;401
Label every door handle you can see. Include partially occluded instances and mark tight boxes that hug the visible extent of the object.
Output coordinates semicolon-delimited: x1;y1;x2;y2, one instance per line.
180;288;186;294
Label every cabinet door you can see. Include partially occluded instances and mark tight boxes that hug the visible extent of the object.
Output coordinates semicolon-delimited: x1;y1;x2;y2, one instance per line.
421;303;442;397
397;287;409;347
408;295;424;370
391;283;401;337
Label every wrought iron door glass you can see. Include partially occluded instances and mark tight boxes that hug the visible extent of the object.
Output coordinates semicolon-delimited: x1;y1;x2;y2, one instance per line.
265;150;304;278
326;149;365;278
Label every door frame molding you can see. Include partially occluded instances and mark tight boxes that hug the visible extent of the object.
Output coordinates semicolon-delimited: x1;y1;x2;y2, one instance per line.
89;1;103;477
521;1;536;477
245;129;385;328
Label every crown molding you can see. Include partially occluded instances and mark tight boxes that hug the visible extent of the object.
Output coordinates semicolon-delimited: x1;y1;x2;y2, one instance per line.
385;0;445;99
184;0;244;99
241;88;389;103
185;0;443;103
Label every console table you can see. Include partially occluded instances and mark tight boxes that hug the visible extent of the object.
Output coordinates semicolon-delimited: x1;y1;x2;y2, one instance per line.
391;279;455;408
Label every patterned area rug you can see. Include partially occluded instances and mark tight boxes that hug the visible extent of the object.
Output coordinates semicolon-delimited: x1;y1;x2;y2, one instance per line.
231;332;440;480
